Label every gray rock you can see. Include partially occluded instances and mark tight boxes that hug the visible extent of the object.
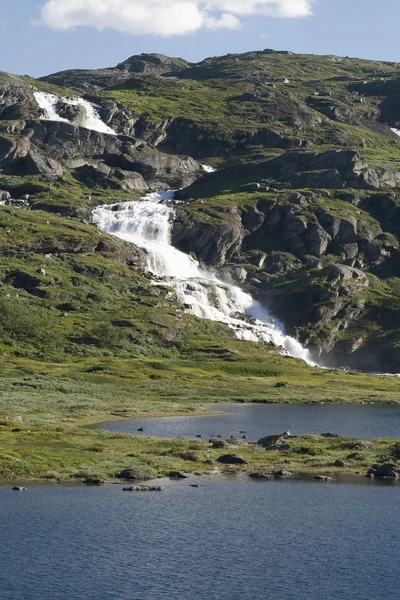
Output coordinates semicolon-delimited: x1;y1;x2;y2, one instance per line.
210;440;226;449
367;464;400;478
168;471;188;479
216;454;248;465
257;431;294;448
123;485;163;492
249;472;271;479
274;470;292;478
116;468;152;480
332;459;348;467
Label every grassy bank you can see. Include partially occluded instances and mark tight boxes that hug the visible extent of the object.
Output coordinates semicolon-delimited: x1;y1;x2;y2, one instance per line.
1;421;398;482
1;353;400;482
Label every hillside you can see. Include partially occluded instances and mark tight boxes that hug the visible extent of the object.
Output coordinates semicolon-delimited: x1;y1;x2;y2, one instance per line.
1;49;400;373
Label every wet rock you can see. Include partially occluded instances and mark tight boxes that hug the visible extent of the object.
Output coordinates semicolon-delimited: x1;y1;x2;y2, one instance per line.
56;101;87;126
366;464;400;478
84;478;105;486
12;486;26;491
123;485;163;492
168;471;188;479
216;454;248;465
249;472;271;479
313;475;333;481
274;470;292;478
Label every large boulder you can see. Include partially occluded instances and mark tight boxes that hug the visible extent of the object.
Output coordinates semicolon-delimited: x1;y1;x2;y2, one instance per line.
172;209;244;266
216;454;248;465
367;464;400;478
116;468;152;480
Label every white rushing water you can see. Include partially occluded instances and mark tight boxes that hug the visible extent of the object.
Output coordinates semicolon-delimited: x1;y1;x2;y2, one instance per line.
201;164;217;173
92;192;314;365
33;92;116;135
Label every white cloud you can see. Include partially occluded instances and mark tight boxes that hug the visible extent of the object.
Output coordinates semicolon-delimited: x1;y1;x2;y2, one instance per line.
39;0;314;36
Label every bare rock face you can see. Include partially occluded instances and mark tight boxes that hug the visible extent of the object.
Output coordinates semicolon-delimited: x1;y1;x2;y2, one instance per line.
115;53;191;76
12;120;202;189
171;209;244;266
0;71;38;120
272;149;400;190
0;134;63;179
55;102;88;126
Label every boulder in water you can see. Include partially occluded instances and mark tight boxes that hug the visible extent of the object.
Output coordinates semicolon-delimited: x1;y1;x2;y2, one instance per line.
123;485;163;492
367;464;400;478
274;470;293;478
168;471;188;479
55;101;88;126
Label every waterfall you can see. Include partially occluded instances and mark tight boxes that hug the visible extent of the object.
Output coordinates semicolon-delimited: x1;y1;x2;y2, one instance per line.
92;192;314;365
33;92;116;135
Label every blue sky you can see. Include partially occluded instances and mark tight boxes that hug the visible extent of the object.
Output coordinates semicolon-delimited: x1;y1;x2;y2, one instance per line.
2;0;400;77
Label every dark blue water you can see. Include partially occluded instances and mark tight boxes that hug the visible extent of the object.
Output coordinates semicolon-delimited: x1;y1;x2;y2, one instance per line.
1;478;399;600
92;403;400;440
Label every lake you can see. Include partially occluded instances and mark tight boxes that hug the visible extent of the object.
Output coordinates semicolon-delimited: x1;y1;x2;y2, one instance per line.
91;402;400;440
1;478;399;600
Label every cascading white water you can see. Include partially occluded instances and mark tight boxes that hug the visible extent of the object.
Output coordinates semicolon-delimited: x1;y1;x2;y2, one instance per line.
92;192;314;365
33;92;116;135
201;164;217;173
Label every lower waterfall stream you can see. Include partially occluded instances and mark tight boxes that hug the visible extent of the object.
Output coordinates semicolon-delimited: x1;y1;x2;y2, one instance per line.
92;192;314;364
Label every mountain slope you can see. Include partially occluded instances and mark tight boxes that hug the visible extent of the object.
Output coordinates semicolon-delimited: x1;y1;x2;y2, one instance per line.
1;50;400;370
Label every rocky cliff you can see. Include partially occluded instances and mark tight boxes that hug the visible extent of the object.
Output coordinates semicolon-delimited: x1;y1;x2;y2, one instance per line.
2;50;400;369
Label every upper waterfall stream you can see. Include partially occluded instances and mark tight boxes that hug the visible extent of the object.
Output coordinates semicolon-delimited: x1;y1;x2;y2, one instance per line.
34;92;116;135
92;192;314;365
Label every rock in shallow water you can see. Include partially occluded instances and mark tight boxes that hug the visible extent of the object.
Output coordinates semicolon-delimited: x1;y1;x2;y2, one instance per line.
122;486;163;492
168;471;188;479
366;464;400;478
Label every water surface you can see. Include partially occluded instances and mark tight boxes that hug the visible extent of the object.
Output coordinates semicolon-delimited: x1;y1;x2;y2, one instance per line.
0;479;399;600
92;402;400;440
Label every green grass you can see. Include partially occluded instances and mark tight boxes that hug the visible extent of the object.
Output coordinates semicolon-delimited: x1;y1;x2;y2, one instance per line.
0;349;400;481
0;419;398;482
